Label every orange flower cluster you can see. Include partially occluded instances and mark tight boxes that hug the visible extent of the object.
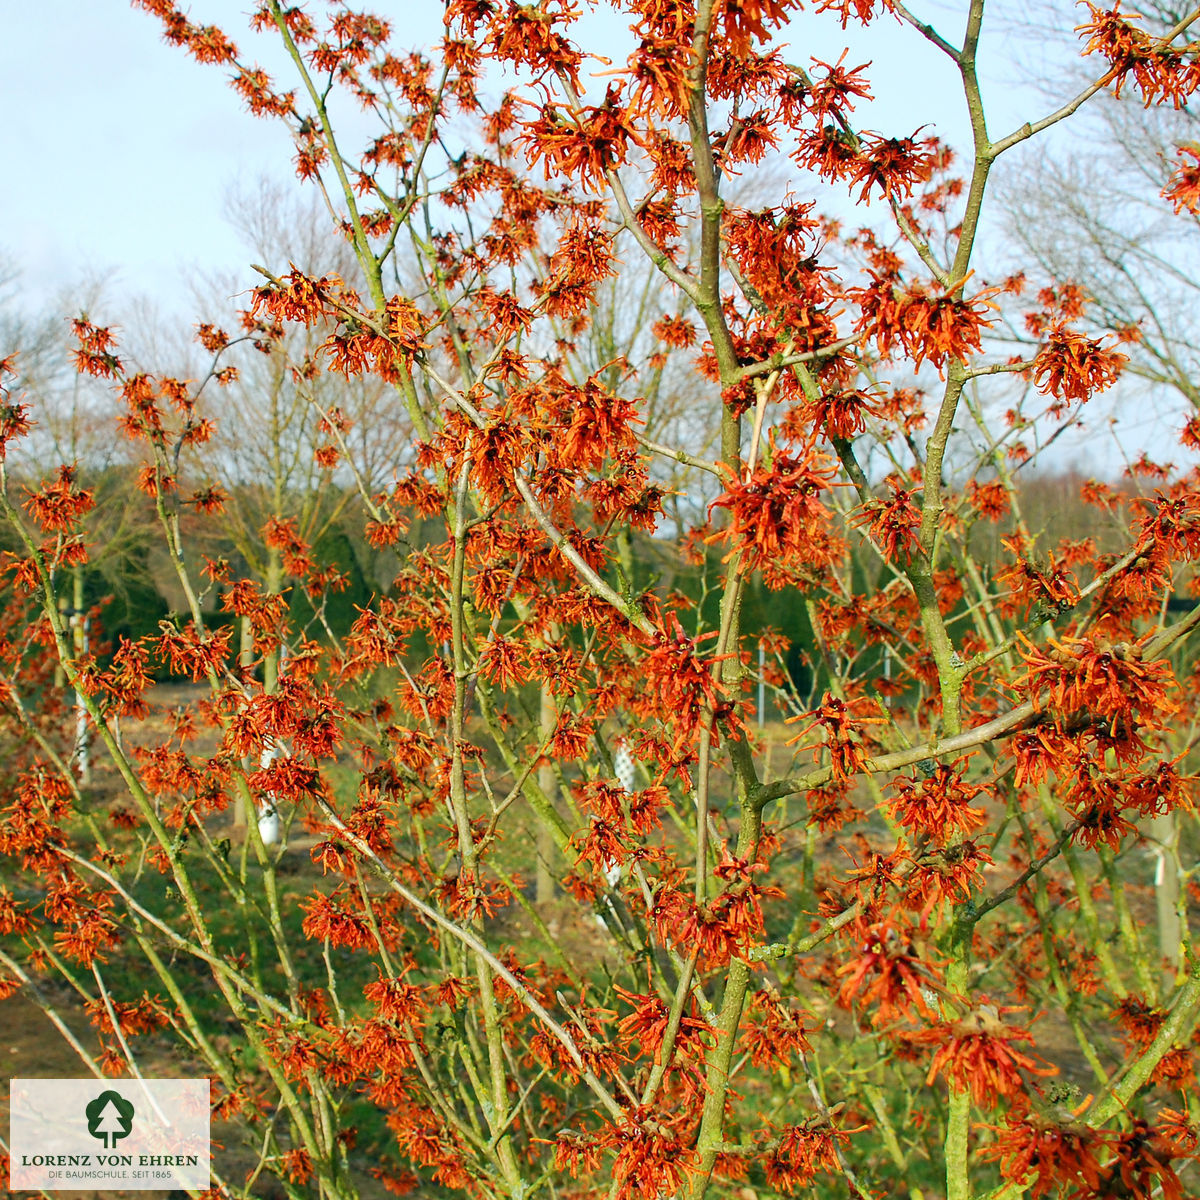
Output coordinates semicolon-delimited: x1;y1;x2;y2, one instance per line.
711;447;842;586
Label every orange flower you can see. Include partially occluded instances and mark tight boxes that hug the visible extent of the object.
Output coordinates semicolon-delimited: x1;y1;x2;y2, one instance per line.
852;476;921;562
22;465;95;533
764;1120;850;1193
1164;144;1200;212
835;918;941;1024
786;692;886;780
1032;322;1126;402
1021;633;1178;739
740;987;811;1069
887;760;987;845
922;1005;1055;1107
712;446;842;585
981;1111;1104;1199
603;1107;696;1200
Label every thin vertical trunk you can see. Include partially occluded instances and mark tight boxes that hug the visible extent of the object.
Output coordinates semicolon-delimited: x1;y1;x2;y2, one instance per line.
1148;810;1181;995
264;544;283;694
55;589;67;691
536;683;556;906
72;567;91;785
235;615;254;829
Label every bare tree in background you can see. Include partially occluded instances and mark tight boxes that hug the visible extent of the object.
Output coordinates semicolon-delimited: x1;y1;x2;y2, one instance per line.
1;265;164;782
1000;1;1200;988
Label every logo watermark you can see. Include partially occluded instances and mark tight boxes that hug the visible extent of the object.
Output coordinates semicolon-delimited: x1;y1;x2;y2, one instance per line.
9;1078;209;1191
85;1089;135;1149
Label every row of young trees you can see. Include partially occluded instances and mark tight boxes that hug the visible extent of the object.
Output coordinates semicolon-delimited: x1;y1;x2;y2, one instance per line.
3;1;1200;1198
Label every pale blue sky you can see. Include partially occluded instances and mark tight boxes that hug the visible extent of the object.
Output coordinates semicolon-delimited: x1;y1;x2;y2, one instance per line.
3;3;1180;478
1;1;1066;321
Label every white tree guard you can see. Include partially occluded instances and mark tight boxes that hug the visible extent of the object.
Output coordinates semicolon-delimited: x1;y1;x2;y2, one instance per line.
613;739;636;792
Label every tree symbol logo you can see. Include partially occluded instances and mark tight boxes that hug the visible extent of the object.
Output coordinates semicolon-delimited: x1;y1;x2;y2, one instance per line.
85;1090;135;1149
